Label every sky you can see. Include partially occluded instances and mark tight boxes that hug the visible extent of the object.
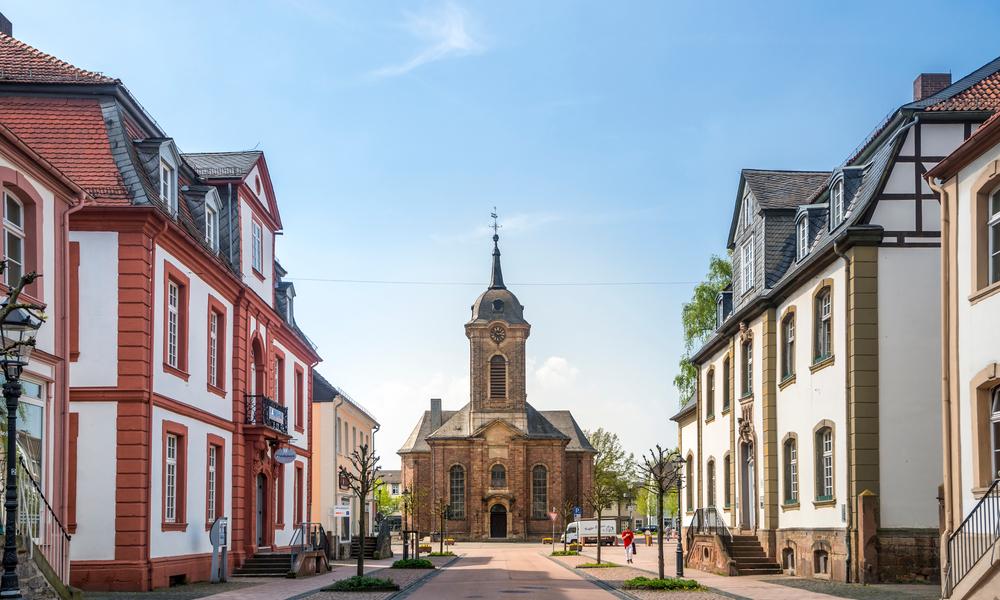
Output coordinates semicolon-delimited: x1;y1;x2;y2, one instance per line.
7;1;1000;469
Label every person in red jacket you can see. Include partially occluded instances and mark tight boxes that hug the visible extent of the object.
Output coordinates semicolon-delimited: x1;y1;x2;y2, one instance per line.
622;527;635;564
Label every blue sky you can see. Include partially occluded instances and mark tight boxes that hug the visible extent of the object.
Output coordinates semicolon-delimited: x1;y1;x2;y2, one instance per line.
9;1;1000;468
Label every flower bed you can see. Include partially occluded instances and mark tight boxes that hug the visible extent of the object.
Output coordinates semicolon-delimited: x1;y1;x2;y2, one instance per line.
322;575;400;592
623;576;705;591
391;558;434;569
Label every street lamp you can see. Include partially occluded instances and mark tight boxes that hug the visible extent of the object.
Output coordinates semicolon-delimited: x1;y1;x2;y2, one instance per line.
0;305;43;599
401;488;411;560
671;454;685;578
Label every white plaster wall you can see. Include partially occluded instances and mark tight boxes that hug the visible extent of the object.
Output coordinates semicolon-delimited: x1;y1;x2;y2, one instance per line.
69;401;117;560
899;128;916;156
273;340;310;451
69;231;118;387
152;246;234;420
922;199;941;232
700;345;732;517
679;415;697;526
240;199;273;305
273;461;308;547
884;162;916;195
921;123;967;158
774;260;848;531
955;141;1000;515
870;200;915;231
878;246;942;528
150;406;233;558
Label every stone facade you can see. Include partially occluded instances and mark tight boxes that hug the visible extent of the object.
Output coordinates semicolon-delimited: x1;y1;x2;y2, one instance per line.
399;234;595;540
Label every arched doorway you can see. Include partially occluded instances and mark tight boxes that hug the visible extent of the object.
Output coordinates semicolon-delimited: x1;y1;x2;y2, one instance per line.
489;504;507;539
256;473;268;547
740;441;756;531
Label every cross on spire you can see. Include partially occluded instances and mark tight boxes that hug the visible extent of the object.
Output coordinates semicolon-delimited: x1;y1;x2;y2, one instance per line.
490;207;501;240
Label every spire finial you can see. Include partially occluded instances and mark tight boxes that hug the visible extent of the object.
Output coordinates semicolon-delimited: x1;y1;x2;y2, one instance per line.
489;208;505;289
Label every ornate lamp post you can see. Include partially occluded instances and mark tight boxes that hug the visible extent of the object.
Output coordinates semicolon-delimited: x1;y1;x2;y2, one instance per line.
669;454;687;578
401;488;411;560
0;305;43;599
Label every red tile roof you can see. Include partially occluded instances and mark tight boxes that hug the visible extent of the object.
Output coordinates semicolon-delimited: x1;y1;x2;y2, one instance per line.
927;70;1000;112
0;97;129;202
0;33;116;84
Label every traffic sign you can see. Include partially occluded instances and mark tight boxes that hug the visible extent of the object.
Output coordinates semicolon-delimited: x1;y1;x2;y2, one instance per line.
573;506;582;520
548;511;558;521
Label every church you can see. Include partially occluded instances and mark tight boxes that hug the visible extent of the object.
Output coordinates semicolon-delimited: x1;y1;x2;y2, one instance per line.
398;231;595;540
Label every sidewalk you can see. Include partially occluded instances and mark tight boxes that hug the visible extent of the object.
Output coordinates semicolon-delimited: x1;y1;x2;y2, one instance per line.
199;559;394;600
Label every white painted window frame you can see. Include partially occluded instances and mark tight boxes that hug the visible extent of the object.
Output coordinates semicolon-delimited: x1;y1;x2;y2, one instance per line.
165;434;178;523
989;190;1000;285
251;220;263;273
740;236;754;295
207;445;217;523
208;311;219;387
166;281;180;368
830;179;844;229
160;160;177;214
3;191;24;286
797;216;809;260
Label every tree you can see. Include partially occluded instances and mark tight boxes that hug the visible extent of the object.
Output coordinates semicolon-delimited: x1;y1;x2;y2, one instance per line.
583;477;617;565
374;479;399;517
637;445;683;580
556;498;576;552
338;443;380;577
434;498;450;554
675;255;731;404
586;428;636;529
399;485;428;558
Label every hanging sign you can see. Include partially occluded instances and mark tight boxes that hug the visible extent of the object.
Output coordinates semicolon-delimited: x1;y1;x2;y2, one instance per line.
339;471;352;490
274;447;296;464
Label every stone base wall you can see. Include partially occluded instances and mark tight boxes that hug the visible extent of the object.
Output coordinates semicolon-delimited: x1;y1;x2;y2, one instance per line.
775;528;849;582
877;528;939;583
685;534;734;576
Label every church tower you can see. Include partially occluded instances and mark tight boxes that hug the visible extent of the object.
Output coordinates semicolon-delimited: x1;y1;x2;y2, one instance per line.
465;227;530;432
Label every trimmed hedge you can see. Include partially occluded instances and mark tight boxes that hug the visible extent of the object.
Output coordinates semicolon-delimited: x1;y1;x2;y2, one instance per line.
550;550;579;556
429;551;456;557
322;576;400;592
622;576;704;591
577;562;618;569
391;558;435;569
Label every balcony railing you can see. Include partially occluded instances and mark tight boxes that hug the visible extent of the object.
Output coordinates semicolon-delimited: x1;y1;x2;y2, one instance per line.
245;395;288;434
945;478;1000;596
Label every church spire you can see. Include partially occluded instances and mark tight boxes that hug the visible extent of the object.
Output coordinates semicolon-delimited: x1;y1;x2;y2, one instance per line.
490;209;505;290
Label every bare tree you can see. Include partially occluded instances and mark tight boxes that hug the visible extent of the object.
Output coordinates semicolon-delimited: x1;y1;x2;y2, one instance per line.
400;484;428;557
556;498;576;553
637;445;682;579
434;497;451;554
338;443;380;577
583;477;617;564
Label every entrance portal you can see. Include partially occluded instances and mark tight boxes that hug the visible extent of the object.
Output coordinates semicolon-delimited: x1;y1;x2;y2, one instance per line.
740;441;756;530
256;473;267;546
489;504;507;538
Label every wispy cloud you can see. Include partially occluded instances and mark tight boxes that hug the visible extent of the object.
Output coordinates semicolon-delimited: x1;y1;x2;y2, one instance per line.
431;212;564;244
534;356;580;390
369;3;484;80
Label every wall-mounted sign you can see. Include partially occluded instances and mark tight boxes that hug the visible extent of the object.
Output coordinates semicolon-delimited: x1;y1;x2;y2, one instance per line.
275;447;296;464
333;505;351;518
268;405;286;424
339;471;351;490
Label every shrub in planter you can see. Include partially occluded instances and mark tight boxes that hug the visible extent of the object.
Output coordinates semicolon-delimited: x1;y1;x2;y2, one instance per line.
622;576;704;591
550;550;579;556
322;576;400;592
444;538;455;546
568;543;582;551
392;558;434;569
577;562;618;569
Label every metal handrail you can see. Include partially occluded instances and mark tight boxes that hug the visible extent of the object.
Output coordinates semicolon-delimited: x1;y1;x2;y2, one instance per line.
685;507;733;551
945;478;1000;596
289;522;328;571
245;395;288;434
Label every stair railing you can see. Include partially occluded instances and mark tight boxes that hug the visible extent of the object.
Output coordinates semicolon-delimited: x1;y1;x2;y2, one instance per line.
685;507;733;551
945;478;1000;596
289;523;327;571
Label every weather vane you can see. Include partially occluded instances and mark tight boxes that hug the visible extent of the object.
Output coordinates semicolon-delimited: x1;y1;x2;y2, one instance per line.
490;207;501;238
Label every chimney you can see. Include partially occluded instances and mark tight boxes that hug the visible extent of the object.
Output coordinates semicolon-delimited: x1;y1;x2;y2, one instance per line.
913;73;951;102
429;398;442;429
0;13;10;37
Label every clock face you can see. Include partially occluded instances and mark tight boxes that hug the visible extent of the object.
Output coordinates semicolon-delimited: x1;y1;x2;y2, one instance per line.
489;325;507;344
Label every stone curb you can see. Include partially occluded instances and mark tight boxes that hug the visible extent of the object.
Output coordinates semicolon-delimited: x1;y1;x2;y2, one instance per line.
572;550;752;600
283;555;460;600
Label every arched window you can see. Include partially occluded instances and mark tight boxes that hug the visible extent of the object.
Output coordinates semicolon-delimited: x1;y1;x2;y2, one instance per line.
706;459;716;507
685;455;693;511
723;454;731;508
531;465;547;519
449;465;465;519
783;437;798;504
781;313;795;380
489;355;507;398
722;357;731;412
491;464;506;489
815;427;834;501
741;339;753;397
814;547;830;575
705;369;715;419
814;289;832;361
3;191;24;285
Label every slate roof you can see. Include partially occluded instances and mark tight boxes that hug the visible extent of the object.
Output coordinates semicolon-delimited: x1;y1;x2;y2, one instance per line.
669;400;696;422
183;151;262;179
380;470;401;485
0;33;116;84
742;170;831;210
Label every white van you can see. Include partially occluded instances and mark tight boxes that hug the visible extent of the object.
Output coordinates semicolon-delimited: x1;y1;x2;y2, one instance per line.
561;519;617;546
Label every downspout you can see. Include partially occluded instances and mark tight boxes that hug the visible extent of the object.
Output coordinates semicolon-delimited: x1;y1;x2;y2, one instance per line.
833;240;854;583
371;422;380;537
146;218;170;590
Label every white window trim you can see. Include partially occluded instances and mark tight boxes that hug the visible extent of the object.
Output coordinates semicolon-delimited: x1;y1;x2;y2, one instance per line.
991;389;1000;479
208;312;219;387
207;445;217;522
740;237;755;296
742;192;753;229
797;216;809;260
251;220;263;273
3;191;24;286
166;281;180;368
165;434;178;523
789;442;798;502
821;430;833;498
206;206;219;251
830;179;844;230
989;190;1000;285
160;160;177;214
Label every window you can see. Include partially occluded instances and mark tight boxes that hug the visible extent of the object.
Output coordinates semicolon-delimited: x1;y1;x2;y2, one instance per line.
716;297;724;329
167;281;180;368
343;421;348;455
163;265;189;374
489;355;507;398
207;298;226;392
160;160;176;213
208;313;219;386
685;455;693;511
991;389;1000;479
740;237;754;295
741;339;753;397
532;465;548;518
990;190;1000;285
294;367;305;431
491;464;507;488
3;192;23;285
206;205;219;251
251;220;263;273
723;454;731;508
815;289;832;361
294;463;304;526
797;216;809;260
814;549;830;575
391;483;400;495
784;438;798;504
816;427;833;500
707;460;716;507
742;191;753;229
449;465;466;519
162;421;187;529
705;369;715;419
830;179;844;228
352;426;357;452
722;357;731;412
206;445;217;522
206;436;225;526
782;314;795;379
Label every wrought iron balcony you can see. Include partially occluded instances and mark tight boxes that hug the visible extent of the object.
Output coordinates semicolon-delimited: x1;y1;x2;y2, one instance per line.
245;394;288;434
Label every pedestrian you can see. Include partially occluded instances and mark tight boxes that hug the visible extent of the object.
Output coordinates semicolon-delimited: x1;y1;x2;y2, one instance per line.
645;528;652;546
622;526;635;564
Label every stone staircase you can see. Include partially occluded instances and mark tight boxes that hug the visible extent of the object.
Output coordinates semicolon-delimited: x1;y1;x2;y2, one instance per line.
350;536;377;559
728;535;781;575
232;552;292;578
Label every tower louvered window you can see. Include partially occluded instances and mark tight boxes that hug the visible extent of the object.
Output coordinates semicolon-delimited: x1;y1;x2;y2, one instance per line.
489;355;507;398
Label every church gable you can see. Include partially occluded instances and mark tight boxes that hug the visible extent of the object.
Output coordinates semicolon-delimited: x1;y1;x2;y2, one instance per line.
474;418;525;442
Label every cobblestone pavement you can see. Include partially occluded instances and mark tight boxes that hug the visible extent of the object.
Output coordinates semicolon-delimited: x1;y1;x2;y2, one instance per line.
547;553;731;599
767;578;941;600
297;554;456;600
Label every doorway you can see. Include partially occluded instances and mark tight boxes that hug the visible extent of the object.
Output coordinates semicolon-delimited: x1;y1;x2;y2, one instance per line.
740;441;756;530
489;504;507;539
256;473;267;547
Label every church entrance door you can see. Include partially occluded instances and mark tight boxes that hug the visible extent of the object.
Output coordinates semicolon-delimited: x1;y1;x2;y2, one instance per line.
489;504;507;539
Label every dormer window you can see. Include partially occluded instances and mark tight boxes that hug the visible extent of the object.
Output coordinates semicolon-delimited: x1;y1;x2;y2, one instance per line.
797;216;809;260
740;235;754;295
742;191;753;229
830;179;845;229
205;206;219;251
717;297;724;329
160;160;176;214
